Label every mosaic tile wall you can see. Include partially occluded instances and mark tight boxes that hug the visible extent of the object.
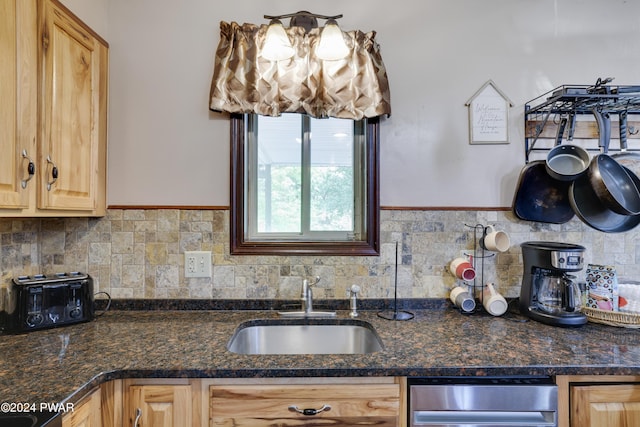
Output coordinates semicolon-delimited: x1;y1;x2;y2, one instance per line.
1;209;639;300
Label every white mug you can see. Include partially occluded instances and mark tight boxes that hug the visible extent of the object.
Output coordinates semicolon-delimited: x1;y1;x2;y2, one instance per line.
449;257;476;282
482;283;508;316
450;286;476;312
482;225;510;253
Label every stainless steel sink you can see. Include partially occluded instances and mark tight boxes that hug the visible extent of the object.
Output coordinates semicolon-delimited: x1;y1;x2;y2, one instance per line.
227;319;383;355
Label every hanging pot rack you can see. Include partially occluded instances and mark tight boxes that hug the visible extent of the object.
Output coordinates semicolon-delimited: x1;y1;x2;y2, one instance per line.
525;80;640;162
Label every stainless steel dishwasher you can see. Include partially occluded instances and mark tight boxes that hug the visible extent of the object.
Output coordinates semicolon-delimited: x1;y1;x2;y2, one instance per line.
408;377;558;427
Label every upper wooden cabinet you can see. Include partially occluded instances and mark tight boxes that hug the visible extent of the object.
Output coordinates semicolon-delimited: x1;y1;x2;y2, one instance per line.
0;0;108;217
0;0;37;210
39;0;108;214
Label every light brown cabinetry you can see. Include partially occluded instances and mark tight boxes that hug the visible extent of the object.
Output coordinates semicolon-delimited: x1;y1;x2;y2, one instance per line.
128;385;192;427
122;379;206;427
210;378;404;427
105;377;404;427
0;0;108;217
557;375;640;427
0;0;37;209
38;0;108;214
62;387;102;427
571;383;640;427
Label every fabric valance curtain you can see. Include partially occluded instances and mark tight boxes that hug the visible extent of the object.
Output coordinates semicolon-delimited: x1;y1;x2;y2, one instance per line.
209;21;391;120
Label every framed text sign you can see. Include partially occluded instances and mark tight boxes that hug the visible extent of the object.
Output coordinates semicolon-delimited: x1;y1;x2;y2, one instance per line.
465;80;513;144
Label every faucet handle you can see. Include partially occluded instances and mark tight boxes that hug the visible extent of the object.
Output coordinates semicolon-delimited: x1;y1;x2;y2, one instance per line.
309;276;321;287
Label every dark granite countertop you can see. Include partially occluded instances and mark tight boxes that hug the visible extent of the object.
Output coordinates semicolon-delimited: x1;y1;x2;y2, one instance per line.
2;307;640;406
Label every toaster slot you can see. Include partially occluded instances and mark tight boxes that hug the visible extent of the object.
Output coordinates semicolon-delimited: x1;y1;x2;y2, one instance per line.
68;283;83;319
43;284;67;325
26;286;44;327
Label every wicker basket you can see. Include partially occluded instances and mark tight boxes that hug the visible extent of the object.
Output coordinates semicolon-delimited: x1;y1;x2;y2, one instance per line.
582;306;640;328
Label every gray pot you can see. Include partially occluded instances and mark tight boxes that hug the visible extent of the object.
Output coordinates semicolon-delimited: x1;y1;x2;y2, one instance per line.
545;116;590;181
545;144;590;181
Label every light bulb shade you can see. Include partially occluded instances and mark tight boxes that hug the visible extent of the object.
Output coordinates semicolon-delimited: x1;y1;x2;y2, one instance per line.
316;19;349;60
261;19;294;61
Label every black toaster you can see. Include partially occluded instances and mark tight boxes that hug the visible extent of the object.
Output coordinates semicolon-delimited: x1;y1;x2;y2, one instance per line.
1;272;94;333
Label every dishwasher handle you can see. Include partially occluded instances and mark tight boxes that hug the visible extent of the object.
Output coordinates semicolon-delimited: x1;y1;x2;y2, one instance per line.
413;410;556;426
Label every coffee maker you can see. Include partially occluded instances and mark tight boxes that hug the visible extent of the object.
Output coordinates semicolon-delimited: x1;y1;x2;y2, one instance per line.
520;241;587;327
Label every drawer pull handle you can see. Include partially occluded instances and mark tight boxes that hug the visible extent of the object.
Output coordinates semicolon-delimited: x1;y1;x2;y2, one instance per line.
288;404;331;416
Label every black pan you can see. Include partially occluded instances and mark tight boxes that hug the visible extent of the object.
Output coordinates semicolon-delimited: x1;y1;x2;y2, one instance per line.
589;109;640;215
512;160;574;224
569;171;640;232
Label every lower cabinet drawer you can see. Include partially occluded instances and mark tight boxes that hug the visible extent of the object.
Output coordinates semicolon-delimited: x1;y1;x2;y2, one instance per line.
210;383;401;426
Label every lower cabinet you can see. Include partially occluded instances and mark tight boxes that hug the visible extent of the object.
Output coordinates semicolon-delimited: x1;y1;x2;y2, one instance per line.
122;379;204;427
59;375;640;427
557;375;640;427
572;384;640;427
102;377;405;427
209;377;404;427
62;387;102;427
128;385;192;427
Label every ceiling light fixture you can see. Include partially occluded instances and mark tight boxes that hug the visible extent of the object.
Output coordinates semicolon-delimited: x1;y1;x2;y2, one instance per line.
261;11;350;61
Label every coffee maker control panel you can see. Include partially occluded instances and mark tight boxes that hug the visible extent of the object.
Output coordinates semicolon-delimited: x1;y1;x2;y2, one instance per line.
550;251;584;270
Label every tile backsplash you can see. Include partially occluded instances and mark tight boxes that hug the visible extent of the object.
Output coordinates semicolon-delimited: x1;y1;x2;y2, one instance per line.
1;209;639;300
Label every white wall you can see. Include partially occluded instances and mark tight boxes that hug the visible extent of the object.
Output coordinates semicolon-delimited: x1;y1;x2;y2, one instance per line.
97;0;640;207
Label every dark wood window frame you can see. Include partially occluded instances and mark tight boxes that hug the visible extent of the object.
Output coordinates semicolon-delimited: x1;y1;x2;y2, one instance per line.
230;113;380;256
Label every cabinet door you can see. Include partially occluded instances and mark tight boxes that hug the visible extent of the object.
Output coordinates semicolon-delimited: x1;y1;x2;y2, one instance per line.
211;384;400;426
62;388;102;427
129;385;193;427
571;384;640;427
0;0;36;209
39;0;107;212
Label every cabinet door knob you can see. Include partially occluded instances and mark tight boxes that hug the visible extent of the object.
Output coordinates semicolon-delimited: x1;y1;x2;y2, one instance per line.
288;404;331;416
46;155;58;191
21;149;35;189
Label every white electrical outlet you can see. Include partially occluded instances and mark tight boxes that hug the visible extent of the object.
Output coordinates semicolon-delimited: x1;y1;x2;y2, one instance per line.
184;251;212;278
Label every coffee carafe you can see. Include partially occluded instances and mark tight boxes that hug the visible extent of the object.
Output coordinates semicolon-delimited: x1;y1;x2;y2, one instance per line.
537;274;582;314
520;241;587;327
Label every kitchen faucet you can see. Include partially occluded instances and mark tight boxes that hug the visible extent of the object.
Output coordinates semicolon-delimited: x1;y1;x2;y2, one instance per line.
278;276;336;318
301;276;320;314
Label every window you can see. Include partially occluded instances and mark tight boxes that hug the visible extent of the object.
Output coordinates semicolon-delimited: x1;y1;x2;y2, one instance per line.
230;113;380;255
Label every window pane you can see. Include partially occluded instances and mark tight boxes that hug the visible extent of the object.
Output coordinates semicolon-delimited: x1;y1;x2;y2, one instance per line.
309;118;354;231
232;114;379;255
256;115;302;233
